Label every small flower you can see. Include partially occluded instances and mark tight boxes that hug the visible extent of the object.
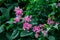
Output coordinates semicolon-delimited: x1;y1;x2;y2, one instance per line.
23;22;32;30
33;26;40;38
39;24;44;27
14;7;20;11
35;33;39;38
55;22;59;25
47;17;54;25
56;3;60;8
14;16;20;23
42;30;47;37
14;6;23;16
33;26;40;33
23;15;32;22
39;24;44;31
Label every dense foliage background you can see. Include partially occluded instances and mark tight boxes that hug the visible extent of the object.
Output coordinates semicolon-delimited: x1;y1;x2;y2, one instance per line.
0;0;60;40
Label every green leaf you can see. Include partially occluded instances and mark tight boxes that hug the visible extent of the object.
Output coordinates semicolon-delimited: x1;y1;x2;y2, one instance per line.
53;24;58;29
0;25;4;33
48;12;55;18
50;3;56;12
20;31;33;37
0;0;2;1
6;33;12;40
36;0;44;4
0;8;10;20
44;24;49;28
6;21;14;24
38;38;41;40
58;0;60;1
48;36;55;40
11;30;19;39
29;0;35;3
51;0;56;3
6;25;14;30
46;28;51;32
7;5;13;10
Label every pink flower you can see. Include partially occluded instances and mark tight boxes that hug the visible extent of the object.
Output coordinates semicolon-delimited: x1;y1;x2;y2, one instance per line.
47;17;54;25
39;24;44;27
14;6;23;16
56;3;60;8
23;22;32;30
55;22;59;25
35;33;39;38
33;26;40;33
14;16;20;23
33;26;40;38
42;30;47;37
23;15;32;22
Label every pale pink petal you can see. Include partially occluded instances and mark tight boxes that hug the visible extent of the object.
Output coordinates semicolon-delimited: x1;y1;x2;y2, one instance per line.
35;33;39;38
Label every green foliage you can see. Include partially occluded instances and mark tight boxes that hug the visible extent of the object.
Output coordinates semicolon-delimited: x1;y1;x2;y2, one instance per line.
0;25;4;33
48;36;55;40
0;0;60;40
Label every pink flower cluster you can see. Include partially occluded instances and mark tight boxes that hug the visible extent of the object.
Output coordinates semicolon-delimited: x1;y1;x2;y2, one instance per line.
23;22;32;30
23;22;47;38
14;7;23;23
33;26;40;33
35;33;39;38
33;26;40;38
47;17;54;25
42;30;47;37
47;17;59;25
14;7;23;16
22;15;32;30
13;7;59;38
14;16;20;23
32;24;47;38
23;15;32;22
